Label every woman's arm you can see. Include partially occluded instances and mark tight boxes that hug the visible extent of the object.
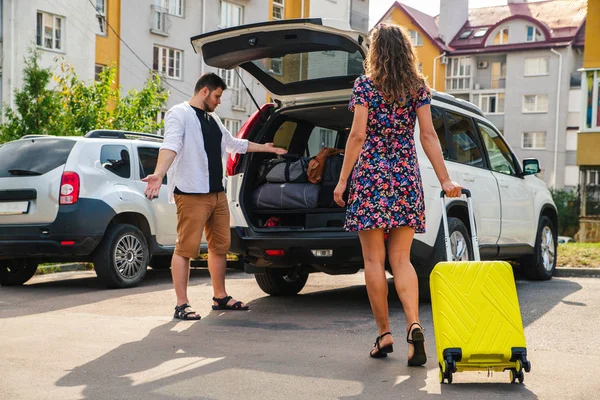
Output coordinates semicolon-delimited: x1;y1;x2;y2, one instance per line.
333;105;368;206
416;104;462;197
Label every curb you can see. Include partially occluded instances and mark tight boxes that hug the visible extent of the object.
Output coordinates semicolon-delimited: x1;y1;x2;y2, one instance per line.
36;263;92;275
553;268;600;278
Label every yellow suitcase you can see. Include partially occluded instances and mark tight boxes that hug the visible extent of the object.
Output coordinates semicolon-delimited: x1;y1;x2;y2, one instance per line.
430;189;531;384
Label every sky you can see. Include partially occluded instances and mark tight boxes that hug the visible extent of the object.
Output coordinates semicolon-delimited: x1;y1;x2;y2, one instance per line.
369;0;545;28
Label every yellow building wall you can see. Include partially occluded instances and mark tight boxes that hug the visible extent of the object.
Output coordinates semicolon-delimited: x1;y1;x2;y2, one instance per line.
577;133;600;165
583;0;600;69
95;0;121;89
388;8;445;91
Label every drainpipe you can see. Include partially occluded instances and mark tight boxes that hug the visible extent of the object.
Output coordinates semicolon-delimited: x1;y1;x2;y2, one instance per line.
200;0;206;75
433;52;446;91
550;47;563;189
10;0;15;108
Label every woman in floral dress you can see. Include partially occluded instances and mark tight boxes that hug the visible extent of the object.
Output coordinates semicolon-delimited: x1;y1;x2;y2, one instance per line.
333;23;462;364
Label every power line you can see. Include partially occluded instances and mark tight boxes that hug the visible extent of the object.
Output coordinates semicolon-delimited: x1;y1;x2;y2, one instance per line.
85;0;190;99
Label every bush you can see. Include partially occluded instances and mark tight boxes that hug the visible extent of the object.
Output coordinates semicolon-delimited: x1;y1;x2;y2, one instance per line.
550;189;579;237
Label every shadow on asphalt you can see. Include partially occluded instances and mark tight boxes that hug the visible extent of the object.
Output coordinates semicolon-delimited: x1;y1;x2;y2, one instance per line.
0;267;247;319
52;277;582;399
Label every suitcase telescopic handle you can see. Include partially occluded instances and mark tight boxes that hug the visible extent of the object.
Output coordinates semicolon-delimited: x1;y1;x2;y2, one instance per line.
440;189;481;262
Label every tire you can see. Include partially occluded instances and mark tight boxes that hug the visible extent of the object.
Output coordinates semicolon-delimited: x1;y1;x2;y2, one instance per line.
150;255;172;270
0;259;38;286
93;224;149;288
254;268;309;296
522;216;556;280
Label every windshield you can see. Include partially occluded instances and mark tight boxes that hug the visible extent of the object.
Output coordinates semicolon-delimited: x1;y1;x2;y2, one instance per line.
0;138;76;178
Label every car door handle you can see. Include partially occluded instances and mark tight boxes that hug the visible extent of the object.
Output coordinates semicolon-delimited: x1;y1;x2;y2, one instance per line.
461;174;475;182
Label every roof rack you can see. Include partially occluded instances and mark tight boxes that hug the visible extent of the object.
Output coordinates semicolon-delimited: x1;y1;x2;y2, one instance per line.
431;90;484;117
84;130;164;141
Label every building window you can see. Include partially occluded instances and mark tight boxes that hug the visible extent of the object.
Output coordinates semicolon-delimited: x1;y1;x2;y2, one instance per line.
220;1;243;28
218;68;244;109
270;58;283;75
587;170;600;186
156;110;167;135
445;57;471;91
273;0;284;20
473;28;488;38
522;132;546;149
96;0;106;35
409;30;423;47
584;70;600;130
168;0;184;17
223;118;241;134
474;92;505;114
526;26;543;42
153;45;182;79
524;57;549;76
36;12;64;51
491;61;506;89
95;64;105;81
523;94;548;113
493;28;509;45
459;30;473;39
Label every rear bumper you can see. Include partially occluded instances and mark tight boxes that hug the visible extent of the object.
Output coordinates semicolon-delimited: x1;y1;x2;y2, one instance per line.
230;227;436;273
0;199;115;260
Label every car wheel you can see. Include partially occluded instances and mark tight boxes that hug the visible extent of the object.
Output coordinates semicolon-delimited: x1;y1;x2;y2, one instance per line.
254;267;309;296
150;255;172;270
93;224;149;288
0;259;38;286
522;216;556;280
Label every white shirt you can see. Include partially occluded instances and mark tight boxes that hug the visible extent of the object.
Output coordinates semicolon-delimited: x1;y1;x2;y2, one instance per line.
160;102;249;202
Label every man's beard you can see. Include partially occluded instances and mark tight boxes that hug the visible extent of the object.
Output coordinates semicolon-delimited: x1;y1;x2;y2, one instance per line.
203;100;215;112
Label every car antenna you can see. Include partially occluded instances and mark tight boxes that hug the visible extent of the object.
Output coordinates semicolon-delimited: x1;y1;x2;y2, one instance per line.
234;69;263;115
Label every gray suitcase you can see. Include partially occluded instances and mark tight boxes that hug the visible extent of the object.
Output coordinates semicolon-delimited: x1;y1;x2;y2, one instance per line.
253;183;320;209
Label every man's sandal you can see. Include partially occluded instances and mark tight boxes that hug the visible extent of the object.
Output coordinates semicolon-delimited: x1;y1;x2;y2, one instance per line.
370;332;394;358
407;322;427;366
174;303;201;320
212;296;249;311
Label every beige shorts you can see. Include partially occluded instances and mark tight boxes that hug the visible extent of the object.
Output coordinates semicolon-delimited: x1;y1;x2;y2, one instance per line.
174;192;230;259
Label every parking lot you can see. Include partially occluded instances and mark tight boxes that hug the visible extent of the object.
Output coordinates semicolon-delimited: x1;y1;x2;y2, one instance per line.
1;269;599;400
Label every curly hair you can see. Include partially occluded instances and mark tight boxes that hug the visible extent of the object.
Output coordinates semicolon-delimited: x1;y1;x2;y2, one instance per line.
364;23;428;103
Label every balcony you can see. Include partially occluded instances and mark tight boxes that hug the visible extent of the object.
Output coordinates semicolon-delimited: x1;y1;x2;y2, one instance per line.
150;5;170;36
471;89;506;115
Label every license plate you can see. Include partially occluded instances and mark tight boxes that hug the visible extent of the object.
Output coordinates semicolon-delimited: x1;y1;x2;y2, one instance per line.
0;201;30;215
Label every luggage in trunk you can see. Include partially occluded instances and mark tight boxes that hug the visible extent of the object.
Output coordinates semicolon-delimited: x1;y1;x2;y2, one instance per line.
253;182;320;209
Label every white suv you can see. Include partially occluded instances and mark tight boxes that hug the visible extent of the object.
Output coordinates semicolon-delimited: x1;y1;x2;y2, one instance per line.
192;18;558;298
0;130;200;288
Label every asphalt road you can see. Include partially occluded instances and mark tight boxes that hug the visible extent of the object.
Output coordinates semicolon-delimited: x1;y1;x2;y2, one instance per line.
1;268;599;399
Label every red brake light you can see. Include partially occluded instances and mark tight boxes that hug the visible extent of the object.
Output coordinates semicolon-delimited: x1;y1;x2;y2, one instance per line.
60;171;80;205
265;249;285;257
226;103;275;176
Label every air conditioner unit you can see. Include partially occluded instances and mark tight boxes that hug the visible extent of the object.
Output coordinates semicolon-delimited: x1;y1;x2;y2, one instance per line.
477;60;489;69
440;56;449;65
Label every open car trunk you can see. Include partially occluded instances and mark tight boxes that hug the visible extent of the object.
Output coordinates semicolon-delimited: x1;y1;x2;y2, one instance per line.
240;103;354;232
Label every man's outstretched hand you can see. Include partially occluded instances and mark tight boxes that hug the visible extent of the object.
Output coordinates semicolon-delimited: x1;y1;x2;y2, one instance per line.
264;143;287;155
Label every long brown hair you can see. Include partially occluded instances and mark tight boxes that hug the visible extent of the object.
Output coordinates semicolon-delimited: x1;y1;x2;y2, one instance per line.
364;23;428;103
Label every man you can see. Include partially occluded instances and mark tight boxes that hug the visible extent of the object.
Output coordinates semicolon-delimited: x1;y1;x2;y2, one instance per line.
143;73;286;320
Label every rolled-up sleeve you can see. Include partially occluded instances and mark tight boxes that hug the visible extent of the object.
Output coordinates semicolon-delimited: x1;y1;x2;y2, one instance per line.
215;114;249;154
160;108;184;153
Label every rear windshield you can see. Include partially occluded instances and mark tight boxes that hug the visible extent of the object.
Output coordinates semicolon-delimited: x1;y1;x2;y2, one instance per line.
0;138;76;177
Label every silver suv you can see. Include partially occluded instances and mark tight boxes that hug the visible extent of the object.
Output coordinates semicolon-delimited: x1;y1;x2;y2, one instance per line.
0;130;198;288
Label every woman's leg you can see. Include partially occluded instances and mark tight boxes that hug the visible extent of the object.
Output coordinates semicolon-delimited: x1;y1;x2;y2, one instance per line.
386;227;423;359
358;228;394;353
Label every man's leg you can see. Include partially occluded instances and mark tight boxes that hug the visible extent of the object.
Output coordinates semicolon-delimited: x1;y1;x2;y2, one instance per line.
205;192;247;308
173;194;211;317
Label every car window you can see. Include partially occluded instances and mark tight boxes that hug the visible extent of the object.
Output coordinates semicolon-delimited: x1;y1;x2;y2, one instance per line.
431;106;449;160
272;121;298;151
477;122;517;176
138;147;167;184
445;112;485;168
306;127;338;157
101;145;131;178
0;138;76;177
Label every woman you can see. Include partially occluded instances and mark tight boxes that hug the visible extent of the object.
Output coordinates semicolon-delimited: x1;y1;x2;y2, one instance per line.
333;23;462;365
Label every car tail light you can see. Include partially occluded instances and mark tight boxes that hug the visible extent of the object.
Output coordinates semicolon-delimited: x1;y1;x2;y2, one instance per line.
60;171;80;205
61;241;75;246
265;249;285;257
226;103;275;176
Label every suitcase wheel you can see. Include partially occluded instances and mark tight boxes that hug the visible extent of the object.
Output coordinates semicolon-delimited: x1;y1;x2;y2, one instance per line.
509;368;524;384
439;361;454;384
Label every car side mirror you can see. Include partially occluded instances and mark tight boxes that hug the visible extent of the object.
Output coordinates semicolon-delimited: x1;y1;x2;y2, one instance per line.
523;158;541;176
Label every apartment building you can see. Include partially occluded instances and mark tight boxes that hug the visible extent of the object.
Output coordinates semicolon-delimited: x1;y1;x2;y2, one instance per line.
377;0;586;190
1;0;97;110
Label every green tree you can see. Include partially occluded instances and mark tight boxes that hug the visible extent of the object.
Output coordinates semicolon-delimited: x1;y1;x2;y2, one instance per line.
1;50;168;143
550;189;580;237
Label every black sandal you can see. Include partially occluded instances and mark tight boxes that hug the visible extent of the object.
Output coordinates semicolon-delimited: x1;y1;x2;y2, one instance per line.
212;296;249;311
407;322;427;366
174;303;201;320
370;332;394;358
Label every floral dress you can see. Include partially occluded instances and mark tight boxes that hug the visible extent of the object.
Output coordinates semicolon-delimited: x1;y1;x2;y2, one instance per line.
345;75;431;234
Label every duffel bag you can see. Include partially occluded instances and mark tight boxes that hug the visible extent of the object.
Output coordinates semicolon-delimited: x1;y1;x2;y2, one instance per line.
253;183;320;209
